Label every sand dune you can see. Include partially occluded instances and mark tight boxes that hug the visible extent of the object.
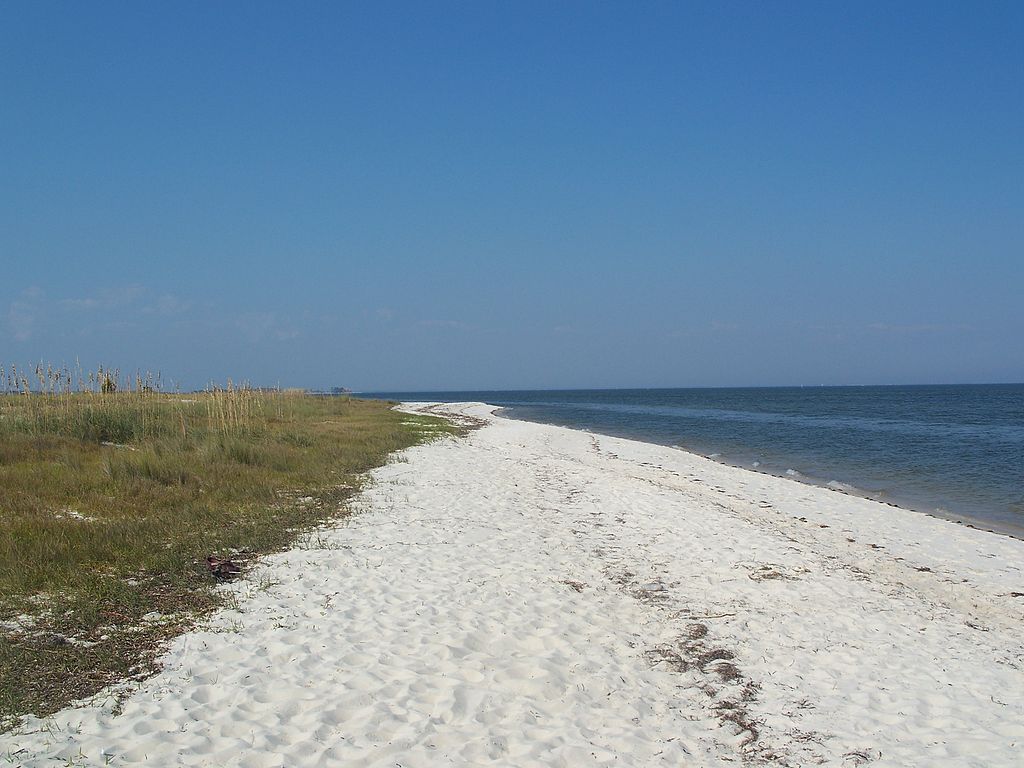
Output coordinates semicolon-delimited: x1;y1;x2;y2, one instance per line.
6;402;1023;766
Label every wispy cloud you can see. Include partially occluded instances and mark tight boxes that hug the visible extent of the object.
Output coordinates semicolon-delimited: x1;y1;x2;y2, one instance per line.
5;287;43;342
5;283;310;350
417;319;477;331
668;321;740;339
808;321;974;337
5;284;194;343
59;284;145;312
59;297;102;311
233;312;301;342
866;322;973;334
147;294;192;316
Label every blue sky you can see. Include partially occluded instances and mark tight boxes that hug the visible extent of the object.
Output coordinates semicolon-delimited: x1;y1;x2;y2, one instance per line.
2;1;1022;390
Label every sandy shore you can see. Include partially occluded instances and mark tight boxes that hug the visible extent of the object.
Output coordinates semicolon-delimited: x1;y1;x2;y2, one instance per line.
5;402;1024;766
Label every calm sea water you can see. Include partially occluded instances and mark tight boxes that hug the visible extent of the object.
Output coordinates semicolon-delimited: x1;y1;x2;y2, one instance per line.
363;385;1024;534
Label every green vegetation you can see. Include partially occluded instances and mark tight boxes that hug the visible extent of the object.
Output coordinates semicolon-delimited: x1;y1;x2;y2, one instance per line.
0;366;460;728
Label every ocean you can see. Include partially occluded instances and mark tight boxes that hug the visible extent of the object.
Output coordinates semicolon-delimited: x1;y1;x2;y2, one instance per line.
362;385;1024;535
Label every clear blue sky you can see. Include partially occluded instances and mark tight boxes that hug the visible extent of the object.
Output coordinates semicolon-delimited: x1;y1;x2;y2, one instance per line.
2;1;1022;390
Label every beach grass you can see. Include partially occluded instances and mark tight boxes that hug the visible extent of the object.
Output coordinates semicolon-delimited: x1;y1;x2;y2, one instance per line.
0;371;460;727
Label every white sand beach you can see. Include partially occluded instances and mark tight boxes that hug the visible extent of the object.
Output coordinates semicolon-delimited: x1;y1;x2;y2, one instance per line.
5;402;1024;767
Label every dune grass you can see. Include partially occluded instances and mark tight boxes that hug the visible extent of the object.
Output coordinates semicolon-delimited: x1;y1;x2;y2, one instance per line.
0;376;460;728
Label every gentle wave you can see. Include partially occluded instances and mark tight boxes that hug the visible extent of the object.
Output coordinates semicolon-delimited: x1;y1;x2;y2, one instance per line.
827;480;861;494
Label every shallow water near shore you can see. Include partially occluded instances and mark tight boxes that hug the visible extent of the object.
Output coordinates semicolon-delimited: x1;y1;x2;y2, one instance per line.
364;385;1024;534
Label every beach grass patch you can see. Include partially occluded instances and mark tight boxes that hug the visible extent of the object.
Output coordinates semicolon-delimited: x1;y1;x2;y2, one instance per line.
0;380;461;728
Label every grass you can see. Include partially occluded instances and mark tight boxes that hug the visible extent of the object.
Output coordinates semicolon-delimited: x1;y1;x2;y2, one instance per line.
0;369;462;729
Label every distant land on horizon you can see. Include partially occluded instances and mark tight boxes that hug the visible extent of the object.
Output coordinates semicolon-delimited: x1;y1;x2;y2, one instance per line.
355;381;1024;395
